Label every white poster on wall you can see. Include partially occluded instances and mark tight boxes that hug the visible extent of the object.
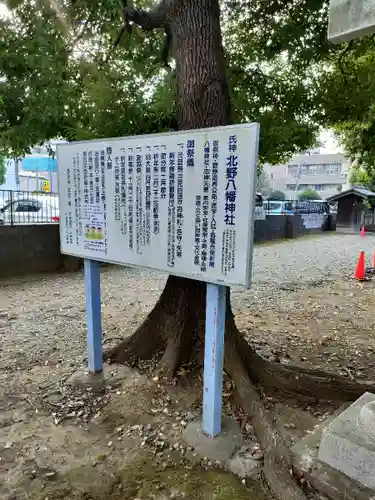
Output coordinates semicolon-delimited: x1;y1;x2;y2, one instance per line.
57;124;259;287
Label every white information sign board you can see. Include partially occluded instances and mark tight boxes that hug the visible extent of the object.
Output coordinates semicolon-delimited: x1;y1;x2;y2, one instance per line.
57;124;259;287
328;0;375;43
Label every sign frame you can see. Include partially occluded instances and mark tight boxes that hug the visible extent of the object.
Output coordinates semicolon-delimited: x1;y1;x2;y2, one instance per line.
328;0;375;43
57;123;260;289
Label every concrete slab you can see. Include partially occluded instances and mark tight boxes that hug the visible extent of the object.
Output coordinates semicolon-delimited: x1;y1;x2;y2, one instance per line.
318;392;375;490
67;363;132;393
328;0;375;44
292;403;374;500
183;417;243;462
292;405;347;474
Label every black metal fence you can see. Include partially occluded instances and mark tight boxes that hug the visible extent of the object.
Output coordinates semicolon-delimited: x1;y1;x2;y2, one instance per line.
0;190;60;226
263;199;331;215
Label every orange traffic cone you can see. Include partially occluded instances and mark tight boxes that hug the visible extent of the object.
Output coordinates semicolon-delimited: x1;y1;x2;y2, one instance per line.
353;251;366;280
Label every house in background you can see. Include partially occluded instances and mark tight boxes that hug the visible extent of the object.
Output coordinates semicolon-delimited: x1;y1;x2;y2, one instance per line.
263;152;351;199
327;186;375;232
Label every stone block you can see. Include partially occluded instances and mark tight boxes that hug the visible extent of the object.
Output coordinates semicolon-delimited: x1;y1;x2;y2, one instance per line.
318;392;375;490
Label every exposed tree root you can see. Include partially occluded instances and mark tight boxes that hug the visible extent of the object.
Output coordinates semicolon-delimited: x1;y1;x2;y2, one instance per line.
106;279;375;400
225;320;307;500
104;315;165;365
105;275;205;372
234;330;375;401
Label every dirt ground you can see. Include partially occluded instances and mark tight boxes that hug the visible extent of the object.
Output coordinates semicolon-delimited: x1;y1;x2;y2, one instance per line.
236;277;375;382
1;254;375;499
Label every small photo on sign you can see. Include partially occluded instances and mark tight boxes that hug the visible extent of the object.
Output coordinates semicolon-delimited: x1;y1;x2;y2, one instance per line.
83;207;105;252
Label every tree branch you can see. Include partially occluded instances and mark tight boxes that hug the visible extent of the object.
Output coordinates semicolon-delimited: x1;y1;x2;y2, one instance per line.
338;40;354;75
161;24;172;68
108;0;173;68
124;0;168;31
71;17;91;49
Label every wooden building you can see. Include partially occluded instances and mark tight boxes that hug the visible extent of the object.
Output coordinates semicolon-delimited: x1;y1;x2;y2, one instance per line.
326;186;375;232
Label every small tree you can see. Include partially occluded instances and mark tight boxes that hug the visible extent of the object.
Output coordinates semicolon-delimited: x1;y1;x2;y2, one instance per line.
349;166;375;192
269;190;285;201
298;189;321;201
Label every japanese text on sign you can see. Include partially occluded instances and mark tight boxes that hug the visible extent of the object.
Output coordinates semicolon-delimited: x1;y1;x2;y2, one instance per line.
57;124;259;287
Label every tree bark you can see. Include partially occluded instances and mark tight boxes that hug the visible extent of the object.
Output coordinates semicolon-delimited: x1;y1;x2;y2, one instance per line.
168;0;231;130
107;0;231;375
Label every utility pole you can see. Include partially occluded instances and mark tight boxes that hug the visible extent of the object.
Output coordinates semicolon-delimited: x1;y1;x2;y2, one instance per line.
294;163;305;200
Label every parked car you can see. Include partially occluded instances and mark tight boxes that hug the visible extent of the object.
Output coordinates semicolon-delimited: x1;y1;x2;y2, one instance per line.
264;200;293;216
0;195;60;225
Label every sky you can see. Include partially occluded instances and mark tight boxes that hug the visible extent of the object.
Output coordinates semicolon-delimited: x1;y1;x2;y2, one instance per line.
320;129;340;154
0;2;7;17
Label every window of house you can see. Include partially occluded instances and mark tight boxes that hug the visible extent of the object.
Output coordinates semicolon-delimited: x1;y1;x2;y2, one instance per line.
288;165;298;177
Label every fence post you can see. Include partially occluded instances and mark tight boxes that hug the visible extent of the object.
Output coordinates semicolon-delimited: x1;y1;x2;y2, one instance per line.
9;190;14;227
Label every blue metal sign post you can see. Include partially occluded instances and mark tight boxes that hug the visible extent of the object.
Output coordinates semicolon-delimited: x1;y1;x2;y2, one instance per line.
202;283;227;438
84;259;103;373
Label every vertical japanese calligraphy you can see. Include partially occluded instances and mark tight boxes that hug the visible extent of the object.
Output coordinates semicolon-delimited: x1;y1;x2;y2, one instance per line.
114;155;121;221
176;144;184;259
200;141;210;272
221;135;238;276
88;151;94;205
127;147;134;251
194;195;202;266
187;139;195;167
224;135;238;226
152;146;160;235
65;161;73;245
73;153;81;246
209;141;219;268
160;147;167;200
120;151;127;235
167;151;176;267
145;148;152;245
135;148;143;254
100;149;107;254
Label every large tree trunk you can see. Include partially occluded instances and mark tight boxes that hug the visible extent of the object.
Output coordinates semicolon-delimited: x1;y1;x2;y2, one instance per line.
106;1;373;499
107;0;231;377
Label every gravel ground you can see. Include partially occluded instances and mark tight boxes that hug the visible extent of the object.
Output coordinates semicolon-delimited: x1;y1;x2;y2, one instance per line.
250;232;374;285
1;232;374;376
1;232;374;500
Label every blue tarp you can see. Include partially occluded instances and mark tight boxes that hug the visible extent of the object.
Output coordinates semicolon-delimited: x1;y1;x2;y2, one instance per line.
22;157;57;172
